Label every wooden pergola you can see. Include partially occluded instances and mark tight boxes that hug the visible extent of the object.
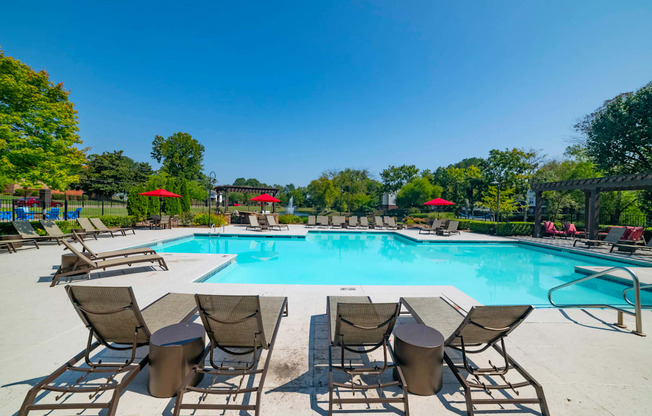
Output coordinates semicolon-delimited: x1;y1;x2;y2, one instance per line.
531;173;652;239
214;185;280;213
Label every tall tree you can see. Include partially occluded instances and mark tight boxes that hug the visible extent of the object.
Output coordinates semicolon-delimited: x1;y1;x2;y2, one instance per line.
395;177;442;209
575;82;652;174
380;164;420;193
0;51;86;190
78;151;147;198
151;132;205;180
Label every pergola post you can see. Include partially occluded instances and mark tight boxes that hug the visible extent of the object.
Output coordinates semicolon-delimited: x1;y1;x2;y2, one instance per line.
224;190;229;214
533;191;543;237
587;189;600;240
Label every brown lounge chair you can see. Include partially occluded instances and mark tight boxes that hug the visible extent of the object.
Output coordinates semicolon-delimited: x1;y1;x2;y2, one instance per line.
612;237;652;255
39;220;76;244
306;215;317;227
317;215;330;228
573;226;626;249
246;215;263;231
0;237;39;253
70;231;158;260
348;215;359;228
13;220;66;245
374;216;385;229
384;216;398;229
174;294;288;416
266;214;289;231
327;296;409;416
419;219;442;234
400;297;549;416
52;240;168;286
359;217;369;229
331;215;345;228
76;217;103;239
438;220;460;236
19;286;197;416
90;217;135;237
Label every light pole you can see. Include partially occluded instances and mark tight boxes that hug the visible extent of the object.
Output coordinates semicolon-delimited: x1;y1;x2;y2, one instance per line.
208;171;216;227
491;180;501;223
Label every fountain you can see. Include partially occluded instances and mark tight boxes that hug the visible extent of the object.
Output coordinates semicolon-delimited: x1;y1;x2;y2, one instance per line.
285;196;295;215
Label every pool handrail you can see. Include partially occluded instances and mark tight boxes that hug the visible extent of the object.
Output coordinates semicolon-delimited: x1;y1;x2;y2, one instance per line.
548;266;651;336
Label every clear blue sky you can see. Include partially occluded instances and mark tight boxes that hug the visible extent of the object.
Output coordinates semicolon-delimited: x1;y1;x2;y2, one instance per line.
3;1;651;186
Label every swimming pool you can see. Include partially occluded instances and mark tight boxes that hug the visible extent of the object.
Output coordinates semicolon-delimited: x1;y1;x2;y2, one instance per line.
153;232;652;306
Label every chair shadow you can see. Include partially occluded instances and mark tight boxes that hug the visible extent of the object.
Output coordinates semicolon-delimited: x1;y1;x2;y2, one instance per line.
557;308;633;334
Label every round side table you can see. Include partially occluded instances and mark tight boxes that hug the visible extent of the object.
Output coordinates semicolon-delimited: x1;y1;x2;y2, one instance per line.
393;323;445;395
148;322;206;398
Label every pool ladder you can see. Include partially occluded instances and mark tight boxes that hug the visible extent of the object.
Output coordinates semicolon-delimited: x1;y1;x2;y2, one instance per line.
548;267;652;336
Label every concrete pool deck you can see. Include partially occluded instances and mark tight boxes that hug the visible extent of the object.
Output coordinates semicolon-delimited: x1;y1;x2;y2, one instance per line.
1;225;651;415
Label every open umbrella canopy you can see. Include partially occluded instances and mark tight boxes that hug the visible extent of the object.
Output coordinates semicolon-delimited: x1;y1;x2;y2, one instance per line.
250;193;280;203
138;188;182;198
424;198;455;206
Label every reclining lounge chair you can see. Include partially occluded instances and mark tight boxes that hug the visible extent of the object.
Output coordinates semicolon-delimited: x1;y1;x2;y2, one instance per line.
19;286;197;416
317;215;330;228
400;297;549;416
419;219;442;235
573;226;626;249
306;215;317;227
246;215;263;231
13;220;65;245
174;294;288;416
76;217;103;239
52;240;168;286
374;216;385;229
266;215;289;231
384;216;398;230
359;217;369;229
327;296;409;416
70;231;158;260
331;216;345;228
348;215;359;228
90;218;135;237
438;220;460;236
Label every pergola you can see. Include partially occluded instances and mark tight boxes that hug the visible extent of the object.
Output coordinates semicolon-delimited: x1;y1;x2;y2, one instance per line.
214;185;280;213
531;173;652;239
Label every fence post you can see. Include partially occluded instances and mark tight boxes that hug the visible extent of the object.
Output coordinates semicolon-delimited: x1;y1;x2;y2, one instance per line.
64;199;68;220
101;199;104;216
11;200;15;221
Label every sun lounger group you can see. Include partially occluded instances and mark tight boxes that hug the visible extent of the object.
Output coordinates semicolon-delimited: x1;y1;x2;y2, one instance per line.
21;288;547;416
305;215;397;229
247;214;290;231
10;218;134;248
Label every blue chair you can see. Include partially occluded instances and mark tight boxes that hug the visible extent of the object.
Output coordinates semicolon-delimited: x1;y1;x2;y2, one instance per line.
45;207;61;220
0;211;11;221
67;207;82;219
15;207;34;221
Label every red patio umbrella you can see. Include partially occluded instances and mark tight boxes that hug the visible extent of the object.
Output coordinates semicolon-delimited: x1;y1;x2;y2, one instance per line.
138;188;182;217
250;193;280;212
423;197;455;219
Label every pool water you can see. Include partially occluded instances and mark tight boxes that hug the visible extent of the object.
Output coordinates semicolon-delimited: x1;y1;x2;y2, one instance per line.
154;232;652;306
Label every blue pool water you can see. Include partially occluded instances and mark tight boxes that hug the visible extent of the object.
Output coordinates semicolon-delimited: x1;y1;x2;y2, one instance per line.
154;232;652;306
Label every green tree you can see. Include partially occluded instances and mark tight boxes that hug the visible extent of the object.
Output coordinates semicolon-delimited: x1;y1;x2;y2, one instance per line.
127;183;148;219
380;164;420;193
307;174;338;211
180;179;191;212
0;51;86;190
151;132;205;180
78;151;148;198
481;186;518;220
396;177;443;210
575;82;652;174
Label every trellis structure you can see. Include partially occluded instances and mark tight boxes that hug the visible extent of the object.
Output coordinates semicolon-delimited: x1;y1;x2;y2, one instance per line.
214;185;280;213
530;173;652;239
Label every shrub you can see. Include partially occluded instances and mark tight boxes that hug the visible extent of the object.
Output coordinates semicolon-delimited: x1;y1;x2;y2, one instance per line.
457;220;535;236
13;189;26;197
52;193;66;200
278;214;304;224
193;213;227;226
97;215;138;227
179;212;194;226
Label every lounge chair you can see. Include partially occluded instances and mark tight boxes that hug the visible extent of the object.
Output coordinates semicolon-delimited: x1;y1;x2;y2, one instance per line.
359;217;369;229
331;216;345;228
327;296;408;415
266;214;289;231
19;286;197;416
348;215;358;228
374;216;385;229
174;294;288;416
400;297;549;416
573;226;626;249
542;221;564;238
246;215;262;231
612;237;652;255
90;217;135;237
52;240;168;286
0;237;39;253
306;215;317;227
39;220;76;244
70;231;157;260
44;207;61;220
13;220;65;245
67;207;82;219
419;219;442;235
15;207;34;221
563;223;584;238
317;215;330;228
75;217;101;239
385;216;398;229
438;220;460;236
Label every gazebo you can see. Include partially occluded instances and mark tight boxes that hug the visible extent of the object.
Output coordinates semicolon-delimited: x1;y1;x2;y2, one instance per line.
214;185;280;213
531;173;652;239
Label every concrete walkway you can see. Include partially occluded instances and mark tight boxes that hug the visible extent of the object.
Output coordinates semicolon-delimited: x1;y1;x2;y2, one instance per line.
1;226;650;415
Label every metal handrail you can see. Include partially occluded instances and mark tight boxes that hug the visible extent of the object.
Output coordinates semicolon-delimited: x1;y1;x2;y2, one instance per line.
548;267;650;336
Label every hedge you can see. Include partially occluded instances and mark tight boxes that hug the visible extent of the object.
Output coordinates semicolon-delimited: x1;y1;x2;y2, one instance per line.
456;220;535;236
278;214;306;224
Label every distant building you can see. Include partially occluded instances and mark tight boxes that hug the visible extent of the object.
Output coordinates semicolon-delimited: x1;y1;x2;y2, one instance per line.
380;192;397;210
